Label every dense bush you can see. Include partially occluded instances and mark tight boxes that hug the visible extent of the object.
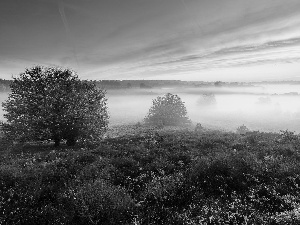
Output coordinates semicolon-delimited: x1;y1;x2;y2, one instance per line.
197;93;216;106
144;93;191;126
1;126;300;224
236;124;250;135
2;66;109;146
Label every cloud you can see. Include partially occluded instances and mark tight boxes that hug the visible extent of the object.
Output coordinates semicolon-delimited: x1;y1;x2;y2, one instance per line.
58;1;80;68
82;33;300;80
78;0;300;80
1;0;300;81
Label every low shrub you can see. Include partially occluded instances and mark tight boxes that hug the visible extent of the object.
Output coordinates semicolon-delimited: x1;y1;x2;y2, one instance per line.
1;127;300;224
69;179;136;225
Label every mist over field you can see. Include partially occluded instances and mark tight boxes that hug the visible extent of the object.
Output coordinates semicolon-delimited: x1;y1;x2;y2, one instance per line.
0;93;9;122
107;83;300;132
1;83;300;132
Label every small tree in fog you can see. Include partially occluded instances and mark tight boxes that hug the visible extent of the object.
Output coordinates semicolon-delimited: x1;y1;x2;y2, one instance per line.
197;93;216;106
195;123;203;132
144;93;190;126
236;124;249;135
2;66;109;146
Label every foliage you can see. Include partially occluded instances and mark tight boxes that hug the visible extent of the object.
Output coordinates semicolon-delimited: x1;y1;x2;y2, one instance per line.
197;93;216;106
139;83;151;89
256;96;271;105
194;123;203;132
0;79;11;92
70;179;136;224
1;127;300;224
236;124;250;135
144;93;191;126
214;81;224;87
2;66;109;146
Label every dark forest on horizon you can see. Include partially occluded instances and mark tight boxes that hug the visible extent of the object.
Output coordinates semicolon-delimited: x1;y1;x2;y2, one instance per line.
1;78;300;91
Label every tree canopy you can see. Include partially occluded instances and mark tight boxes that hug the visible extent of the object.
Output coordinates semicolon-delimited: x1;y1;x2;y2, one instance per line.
1;66;109;146
144;93;190;126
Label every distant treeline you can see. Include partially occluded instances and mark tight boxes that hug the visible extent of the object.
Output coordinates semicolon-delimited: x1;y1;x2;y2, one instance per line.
253;81;300;85
95;80;185;89
0;79;242;91
95;80;256;89
95;80;222;89
0;79;11;92
4;77;299;91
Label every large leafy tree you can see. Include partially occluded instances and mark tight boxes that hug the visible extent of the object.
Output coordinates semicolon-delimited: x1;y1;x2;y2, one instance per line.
144;93;191;126
2;66;109;146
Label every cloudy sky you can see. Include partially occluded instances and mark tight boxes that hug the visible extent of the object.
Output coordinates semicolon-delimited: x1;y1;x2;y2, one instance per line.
1;0;300;81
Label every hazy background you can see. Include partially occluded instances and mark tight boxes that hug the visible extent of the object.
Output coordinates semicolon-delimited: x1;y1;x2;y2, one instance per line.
1;83;300;132
1;1;300;132
106;84;300;132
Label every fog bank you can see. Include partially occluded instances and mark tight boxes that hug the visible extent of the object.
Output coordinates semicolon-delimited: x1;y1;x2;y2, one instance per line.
1;84;300;133
107;84;300;132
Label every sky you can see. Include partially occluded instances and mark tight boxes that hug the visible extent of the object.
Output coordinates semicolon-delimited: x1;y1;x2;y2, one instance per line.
0;0;300;81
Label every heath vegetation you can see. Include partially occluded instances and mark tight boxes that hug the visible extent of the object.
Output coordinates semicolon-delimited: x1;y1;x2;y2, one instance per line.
1;67;300;224
1;127;300;224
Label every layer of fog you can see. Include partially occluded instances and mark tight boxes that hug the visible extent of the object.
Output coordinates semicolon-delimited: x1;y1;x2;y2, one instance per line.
1;84;300;133
107;84;300;132
0;93;8;122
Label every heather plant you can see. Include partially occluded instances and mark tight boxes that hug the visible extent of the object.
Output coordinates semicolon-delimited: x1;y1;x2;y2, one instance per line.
69;179;136;224
1;127;300;224
236;124;250;135
194;123;203;132
279;130;299;143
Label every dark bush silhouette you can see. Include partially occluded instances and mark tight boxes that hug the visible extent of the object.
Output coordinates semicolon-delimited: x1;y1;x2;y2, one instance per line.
2;66;109;146
144;93;191;126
